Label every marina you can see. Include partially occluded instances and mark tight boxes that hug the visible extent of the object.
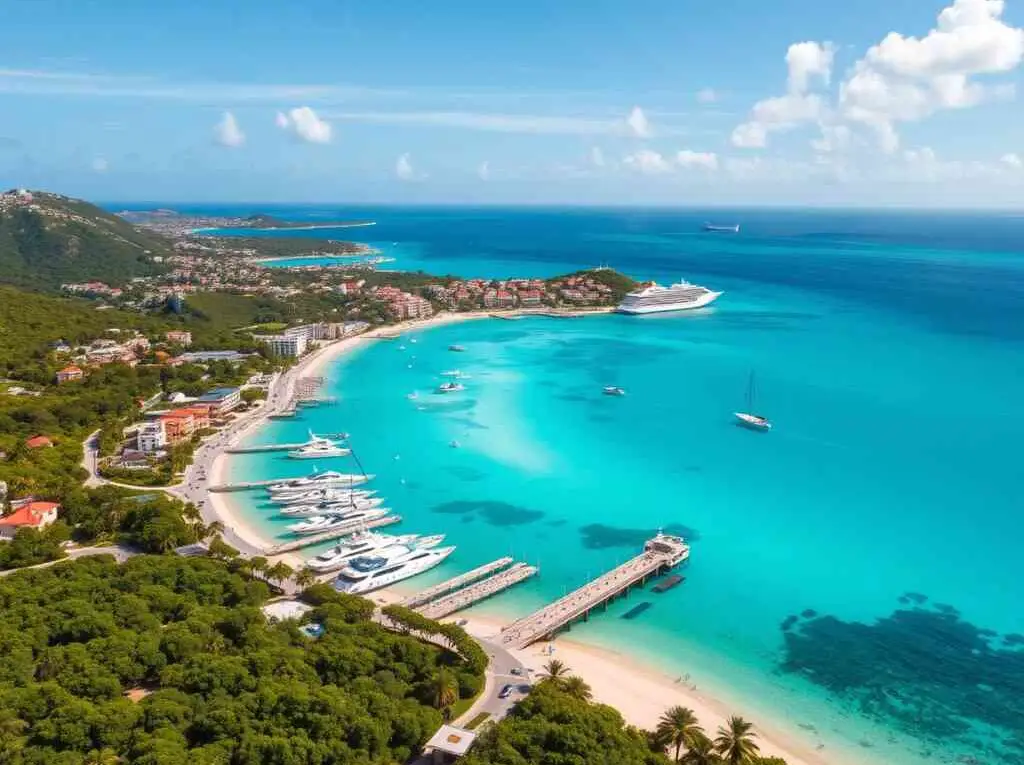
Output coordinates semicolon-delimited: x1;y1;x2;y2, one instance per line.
416;562;539;619
263;515;402;555
499;534;690;649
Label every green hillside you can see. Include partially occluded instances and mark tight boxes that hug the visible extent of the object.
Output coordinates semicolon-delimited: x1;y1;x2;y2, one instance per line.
0;191;171;291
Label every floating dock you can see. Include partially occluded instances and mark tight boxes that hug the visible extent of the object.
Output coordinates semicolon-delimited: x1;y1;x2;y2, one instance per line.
498;533;689;649
401;557;514;609
417;563;538;619
263;515;401;555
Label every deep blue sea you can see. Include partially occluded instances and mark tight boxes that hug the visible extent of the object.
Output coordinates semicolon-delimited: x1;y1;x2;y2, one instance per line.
116;204;1024;765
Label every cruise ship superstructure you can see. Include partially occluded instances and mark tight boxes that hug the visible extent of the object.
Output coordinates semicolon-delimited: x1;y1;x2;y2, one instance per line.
616;280;722;315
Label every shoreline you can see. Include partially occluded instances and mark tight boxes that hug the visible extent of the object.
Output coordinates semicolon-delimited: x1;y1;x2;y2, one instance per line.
190;221;377;235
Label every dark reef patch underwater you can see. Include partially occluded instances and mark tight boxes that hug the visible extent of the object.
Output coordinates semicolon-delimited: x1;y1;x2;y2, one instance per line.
780;597;1024;763
579;522;700;549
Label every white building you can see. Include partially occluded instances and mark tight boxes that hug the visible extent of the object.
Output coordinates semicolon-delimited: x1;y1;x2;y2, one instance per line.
258;333;308;358
137;421;167;453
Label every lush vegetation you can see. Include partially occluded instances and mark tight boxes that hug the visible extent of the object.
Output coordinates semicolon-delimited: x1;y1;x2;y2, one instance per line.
0;193;170;291
0;554;481;764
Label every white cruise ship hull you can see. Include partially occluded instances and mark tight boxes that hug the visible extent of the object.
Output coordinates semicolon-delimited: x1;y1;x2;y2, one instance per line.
617;290;722;315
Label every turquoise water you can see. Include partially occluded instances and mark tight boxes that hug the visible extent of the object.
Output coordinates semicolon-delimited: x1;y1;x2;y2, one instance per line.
175;206;1024;765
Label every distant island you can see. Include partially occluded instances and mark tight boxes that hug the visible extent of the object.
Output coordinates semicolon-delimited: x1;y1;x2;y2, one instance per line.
236;213;376;230
119;208;375;233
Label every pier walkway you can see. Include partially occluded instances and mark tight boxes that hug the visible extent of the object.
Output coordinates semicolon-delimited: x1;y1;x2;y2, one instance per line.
418;563;538;620
226;434;350;455
498;534;689;649
264;515;401;556
401;557;514;609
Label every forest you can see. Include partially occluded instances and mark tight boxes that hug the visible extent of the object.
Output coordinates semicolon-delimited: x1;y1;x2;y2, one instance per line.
0;554;479;764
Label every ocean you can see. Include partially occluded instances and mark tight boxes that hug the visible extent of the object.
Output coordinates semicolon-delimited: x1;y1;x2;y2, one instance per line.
133;204;1024;765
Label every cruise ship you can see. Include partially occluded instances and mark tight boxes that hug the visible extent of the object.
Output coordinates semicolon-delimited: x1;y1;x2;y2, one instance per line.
307;532;445;574
616;280;722;315
287;508;388;534
334;543;457;594
279;497;385;517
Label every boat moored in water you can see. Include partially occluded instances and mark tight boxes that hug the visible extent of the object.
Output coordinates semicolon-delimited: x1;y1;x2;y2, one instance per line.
279;497;386;517
306;531;423;573
268;473;373;498
436;382;465;394
334;543;456;594
448;345;466;352
603;386;626;396
616;279;722;315
287;508;389;534
734;371;772;432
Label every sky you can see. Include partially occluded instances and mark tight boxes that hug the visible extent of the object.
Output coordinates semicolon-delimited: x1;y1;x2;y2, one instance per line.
1;0;1024;207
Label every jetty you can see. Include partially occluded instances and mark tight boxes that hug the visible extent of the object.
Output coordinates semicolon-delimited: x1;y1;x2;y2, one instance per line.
210;479;284;492
263;515;401;555
417;563;538;619
225;433;350;454
401;557;515;609
498;533;689;649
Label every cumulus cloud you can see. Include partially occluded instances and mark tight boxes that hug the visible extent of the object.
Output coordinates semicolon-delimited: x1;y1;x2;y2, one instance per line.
623;149;672;174
697;88;718;104
277;106;332;143
477;161;490;180
787;42;835;93
1001;152;1022;168
626;106;652;138
676;149;719;171
732;42;832;148
840;0;1024;151
396;153;418;180
214;111;245;147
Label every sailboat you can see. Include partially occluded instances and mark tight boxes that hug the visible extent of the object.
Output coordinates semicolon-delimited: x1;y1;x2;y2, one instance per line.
734;372;772;432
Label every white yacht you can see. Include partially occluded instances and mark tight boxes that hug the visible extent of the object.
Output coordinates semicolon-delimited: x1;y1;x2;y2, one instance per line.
288;439;350;460
268;474;373;499
280;497;386;517
287;508;388;534
734;371;772;432
307;532;445;573
616;280;722;315
603;386;626;396
436;382;465;394
274;487;376;507
334;543;456;594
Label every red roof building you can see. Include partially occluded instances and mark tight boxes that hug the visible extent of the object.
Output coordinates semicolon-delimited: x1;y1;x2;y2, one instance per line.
0;501;60;540
56;365;84;384
25;435;53;449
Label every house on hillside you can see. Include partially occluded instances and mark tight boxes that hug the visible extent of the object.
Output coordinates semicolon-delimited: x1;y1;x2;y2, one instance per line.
25;435;53;449
0;501;60;540
165;330;192;346
197;387;241;415
56;365;84;384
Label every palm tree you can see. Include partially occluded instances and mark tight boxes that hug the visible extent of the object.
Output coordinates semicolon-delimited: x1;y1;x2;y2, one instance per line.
560;675;592;701
680;733;720;765
431;669;459;713
714;716;760;765
248;556;270;577
201;519;225;540
294;568;317;589
656;706;704;762
266;561;294;588
539;658;571;686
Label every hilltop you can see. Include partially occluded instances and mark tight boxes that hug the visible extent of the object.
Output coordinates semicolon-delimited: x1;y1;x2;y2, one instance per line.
0;189;171;291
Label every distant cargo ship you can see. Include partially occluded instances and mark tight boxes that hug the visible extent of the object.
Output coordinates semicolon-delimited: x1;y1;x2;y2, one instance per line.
616;280;722;315
702;223;740;233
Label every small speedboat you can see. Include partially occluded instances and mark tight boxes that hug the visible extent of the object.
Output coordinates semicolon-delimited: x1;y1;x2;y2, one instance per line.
603;386;626;396
448;345;466;352
734;412;772;432
436;382;465;394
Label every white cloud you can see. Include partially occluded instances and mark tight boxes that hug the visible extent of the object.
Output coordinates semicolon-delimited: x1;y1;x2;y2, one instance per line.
91;157;108;173
477;161;490;180
396;153;418;181
626;106;652;138
214;111;245;147
623;149;672;174
696;88;718;104
590;147;606;167
278;106;332;144
676;150;719;171
327;110;631;136
786;42;835;93
811;124;853;153
1000;152;1022;168
732;41;832;148
840;0;1024;151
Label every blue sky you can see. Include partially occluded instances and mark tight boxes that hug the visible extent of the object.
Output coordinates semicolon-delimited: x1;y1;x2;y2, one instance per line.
1;0;1023;206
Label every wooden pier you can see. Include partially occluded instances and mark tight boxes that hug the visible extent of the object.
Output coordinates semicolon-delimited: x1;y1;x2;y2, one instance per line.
263;515;401;555
401;557;514;609
498;534;689;649
209;479;283;492
417;563;538;619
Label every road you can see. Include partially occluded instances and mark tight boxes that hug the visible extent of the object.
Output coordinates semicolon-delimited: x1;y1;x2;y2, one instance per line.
457;633;531;725
0;544;138;577
81;429;104;487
